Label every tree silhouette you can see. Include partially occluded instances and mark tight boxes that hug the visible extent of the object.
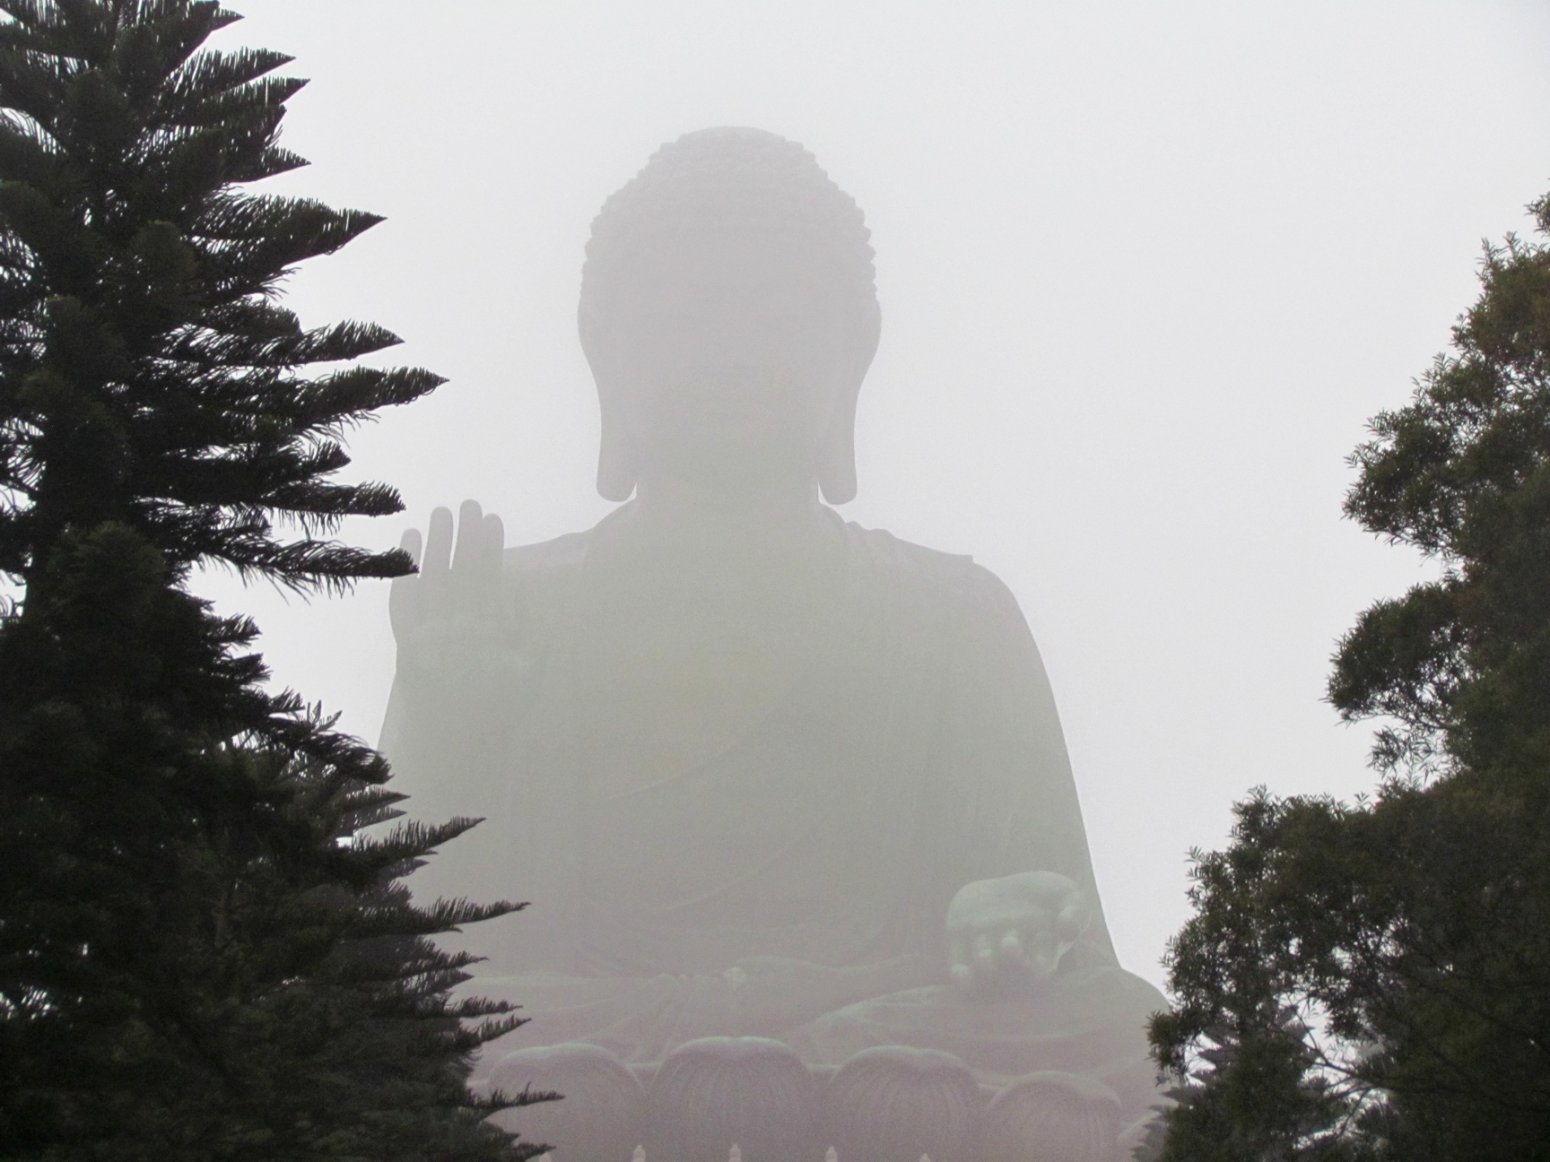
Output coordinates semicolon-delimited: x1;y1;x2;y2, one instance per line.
1149;191;1550;1159
0;3;546;1157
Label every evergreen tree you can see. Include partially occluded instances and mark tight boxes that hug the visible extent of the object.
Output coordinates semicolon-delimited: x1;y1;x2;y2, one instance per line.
1333;193;1550;785
0;3;545;1157
1144;1008;1363;1162
1147;192;1550;1159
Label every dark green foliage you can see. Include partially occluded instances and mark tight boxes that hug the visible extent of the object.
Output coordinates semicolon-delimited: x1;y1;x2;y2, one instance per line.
1335;195;1550;781
1144;1004;1366;1162
0;0;437;596
1150;787;1550;1160
1148;193;1550;1159
0;3;544;1158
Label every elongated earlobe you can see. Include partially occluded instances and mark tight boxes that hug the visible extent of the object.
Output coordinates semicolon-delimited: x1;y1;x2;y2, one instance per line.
596;403;638;502
582;317;638;502
818;401;858;504
819;302;880;505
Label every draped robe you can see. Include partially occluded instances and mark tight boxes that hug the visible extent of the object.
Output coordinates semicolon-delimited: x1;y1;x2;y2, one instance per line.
380;504;1163;1110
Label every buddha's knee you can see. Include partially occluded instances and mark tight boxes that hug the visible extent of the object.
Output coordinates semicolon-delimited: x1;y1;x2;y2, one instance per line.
486;1042;644;1162
821;1045;984;1162
981;1072;1124;1162
646;1036;820;1162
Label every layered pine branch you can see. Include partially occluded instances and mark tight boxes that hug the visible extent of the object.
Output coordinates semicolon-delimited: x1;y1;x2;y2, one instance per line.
0;5;542;1159
0;0;439;595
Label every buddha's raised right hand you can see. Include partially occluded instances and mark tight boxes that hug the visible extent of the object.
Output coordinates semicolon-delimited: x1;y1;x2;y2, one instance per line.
389;499;513;683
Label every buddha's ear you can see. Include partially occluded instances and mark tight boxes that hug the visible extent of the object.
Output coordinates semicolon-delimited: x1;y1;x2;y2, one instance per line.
818;301;880;506
596;398;639;502
818;396;858;505
582;316;639;502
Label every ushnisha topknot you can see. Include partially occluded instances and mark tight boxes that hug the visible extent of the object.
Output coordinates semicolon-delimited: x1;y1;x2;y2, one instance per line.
578;127;878;344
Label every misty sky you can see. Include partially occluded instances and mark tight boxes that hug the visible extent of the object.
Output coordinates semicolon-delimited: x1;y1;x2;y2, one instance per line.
186;1;1550;989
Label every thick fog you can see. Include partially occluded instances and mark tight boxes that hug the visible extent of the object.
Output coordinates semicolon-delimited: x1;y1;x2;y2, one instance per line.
189;1;1550;996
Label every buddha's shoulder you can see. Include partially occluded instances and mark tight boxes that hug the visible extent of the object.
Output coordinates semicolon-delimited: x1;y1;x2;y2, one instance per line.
841;520;967;568
492;517;987;580
493;519;1024;623
839;521;1025;621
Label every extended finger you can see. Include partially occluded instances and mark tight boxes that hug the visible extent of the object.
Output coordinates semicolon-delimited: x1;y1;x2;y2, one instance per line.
1019;915;1066;978
423;506;455;577
947;936;972;988
389;527;424;635
449;499;487;612
452;498;486;573
399;526;423;568
1056;899;1092;944
972;931;996;974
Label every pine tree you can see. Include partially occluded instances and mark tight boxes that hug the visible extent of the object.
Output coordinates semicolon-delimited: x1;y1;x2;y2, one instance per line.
0;3;545;1157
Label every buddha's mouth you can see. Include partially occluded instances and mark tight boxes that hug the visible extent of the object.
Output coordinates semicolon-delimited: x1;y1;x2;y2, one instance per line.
654;379;794;425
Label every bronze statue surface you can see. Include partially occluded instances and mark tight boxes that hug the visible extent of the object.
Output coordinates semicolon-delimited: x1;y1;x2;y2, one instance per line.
383;128;1165;1157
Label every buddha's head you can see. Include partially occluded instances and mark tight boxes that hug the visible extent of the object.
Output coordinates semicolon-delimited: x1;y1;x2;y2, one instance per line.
579;127;881;505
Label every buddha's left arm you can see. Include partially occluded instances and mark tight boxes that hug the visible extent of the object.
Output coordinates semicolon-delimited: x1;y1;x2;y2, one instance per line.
945;563;1119;968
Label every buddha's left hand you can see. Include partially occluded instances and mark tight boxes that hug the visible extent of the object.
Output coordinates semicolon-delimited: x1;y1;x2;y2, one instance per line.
946;871;1092;997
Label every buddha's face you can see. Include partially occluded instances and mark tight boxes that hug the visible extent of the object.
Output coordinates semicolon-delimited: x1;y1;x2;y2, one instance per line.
593;229;859;494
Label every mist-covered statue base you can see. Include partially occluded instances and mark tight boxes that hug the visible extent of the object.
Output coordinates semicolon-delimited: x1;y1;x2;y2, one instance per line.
483;1039;1156;1162
382;129;1166;1162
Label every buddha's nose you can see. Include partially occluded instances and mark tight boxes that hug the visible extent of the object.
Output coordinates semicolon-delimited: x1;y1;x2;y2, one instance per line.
678;359;768;400
721;361;769;392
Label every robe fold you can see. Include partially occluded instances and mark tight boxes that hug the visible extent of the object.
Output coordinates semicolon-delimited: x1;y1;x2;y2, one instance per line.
380;505;1163;1109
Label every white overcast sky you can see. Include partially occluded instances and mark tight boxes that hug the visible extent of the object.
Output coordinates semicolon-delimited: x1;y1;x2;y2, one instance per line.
194;0;1550;990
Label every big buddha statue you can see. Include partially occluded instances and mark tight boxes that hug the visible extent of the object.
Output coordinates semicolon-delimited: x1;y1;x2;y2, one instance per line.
383;128;1165;1162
